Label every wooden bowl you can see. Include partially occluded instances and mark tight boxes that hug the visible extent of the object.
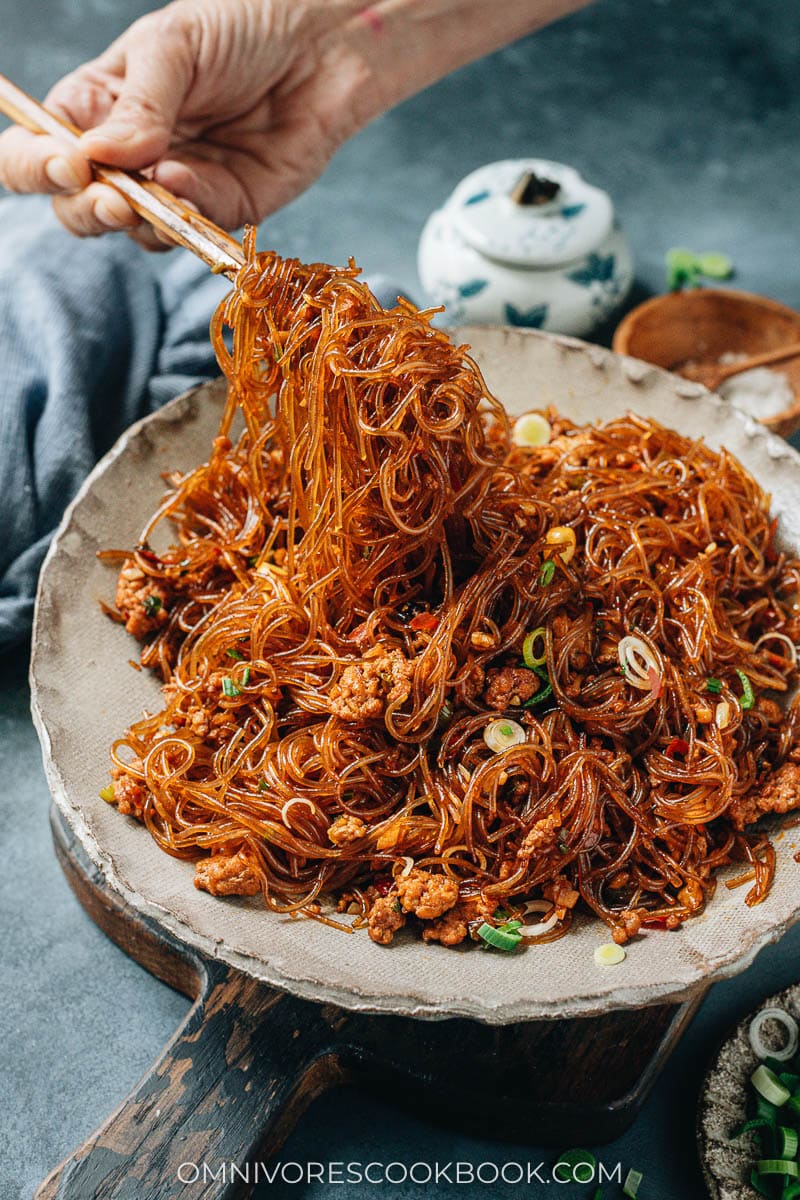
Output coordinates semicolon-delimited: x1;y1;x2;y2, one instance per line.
613;288;800;439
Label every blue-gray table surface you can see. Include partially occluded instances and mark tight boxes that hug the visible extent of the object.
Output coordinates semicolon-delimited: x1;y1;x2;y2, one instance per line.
3;1;800;1197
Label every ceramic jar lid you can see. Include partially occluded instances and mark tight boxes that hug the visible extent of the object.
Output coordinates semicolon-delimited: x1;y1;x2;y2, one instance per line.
450;159;614;269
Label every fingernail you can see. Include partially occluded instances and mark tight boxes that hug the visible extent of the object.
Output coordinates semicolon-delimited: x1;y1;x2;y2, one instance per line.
95;198;132;230
45;155;83;192
85;122;137;145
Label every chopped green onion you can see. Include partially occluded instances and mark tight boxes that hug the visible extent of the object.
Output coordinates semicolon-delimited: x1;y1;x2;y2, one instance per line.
99;784;116;803
258;779;268;792
735;668;755;710
786;1095;800;1121
539;559;556;587
143;593;162;616
554;1149;596;1183
483;719;526;753
477;922;522;951
437;701;454;729
705;677;723;694
241;666;251;687
226;648;244;660
512;412;552;447
732;1115;775;1139
779;1073;800;1092
698;251;734;279
752;1065;791;1107
779;1126;798;1159
524;664;554;707
522;627;547;669
781;1182;800;1200
757;1159;800;1178
221;677;241;698
623;1168;643;1198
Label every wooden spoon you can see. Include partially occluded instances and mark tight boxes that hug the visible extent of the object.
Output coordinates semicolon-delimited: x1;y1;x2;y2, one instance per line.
0;72;245;277
680;341;800;390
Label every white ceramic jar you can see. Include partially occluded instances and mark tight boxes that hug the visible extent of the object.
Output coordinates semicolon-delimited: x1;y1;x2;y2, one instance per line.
418;159;634;338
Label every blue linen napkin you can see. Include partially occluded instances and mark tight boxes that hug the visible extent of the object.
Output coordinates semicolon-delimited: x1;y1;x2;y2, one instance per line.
0;195;409;649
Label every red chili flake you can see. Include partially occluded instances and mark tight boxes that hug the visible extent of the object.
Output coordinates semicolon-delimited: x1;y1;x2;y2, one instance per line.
373;875;393;896
135;545;161;565
409;611;440;633
665;736;690;760
641;916;670;929
766;516;779;564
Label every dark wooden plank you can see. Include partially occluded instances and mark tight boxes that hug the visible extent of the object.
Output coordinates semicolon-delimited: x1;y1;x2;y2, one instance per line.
37;806;706;1199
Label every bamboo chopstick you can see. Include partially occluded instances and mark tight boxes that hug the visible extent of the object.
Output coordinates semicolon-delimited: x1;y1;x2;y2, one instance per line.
0;72;246;277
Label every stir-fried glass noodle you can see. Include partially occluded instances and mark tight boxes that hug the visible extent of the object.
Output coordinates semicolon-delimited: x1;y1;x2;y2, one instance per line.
101;231;800;951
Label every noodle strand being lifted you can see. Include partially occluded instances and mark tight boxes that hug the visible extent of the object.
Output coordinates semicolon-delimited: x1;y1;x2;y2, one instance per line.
102;231;800;950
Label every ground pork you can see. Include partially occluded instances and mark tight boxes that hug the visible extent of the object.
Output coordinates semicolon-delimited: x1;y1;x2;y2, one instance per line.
367;894;406;945
115;559;173;640
729;761;800;829
110;762;147;819
328;815;367;846
483;666;540;709
396;868;459;920
421;895;493;946
611;908;642;946
329;649;414;721
543;874;580;918
517;809;563;861
194;850;261;897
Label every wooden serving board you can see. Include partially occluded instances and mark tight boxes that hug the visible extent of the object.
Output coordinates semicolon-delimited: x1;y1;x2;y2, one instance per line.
37;806;707;1200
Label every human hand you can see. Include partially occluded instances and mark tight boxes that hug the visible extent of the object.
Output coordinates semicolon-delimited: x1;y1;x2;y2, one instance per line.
0;0;591;249
0;0;378;247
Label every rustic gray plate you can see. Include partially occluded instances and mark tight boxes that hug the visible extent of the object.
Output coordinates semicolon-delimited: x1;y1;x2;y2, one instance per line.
699;984;800;1199
29;326;800;1024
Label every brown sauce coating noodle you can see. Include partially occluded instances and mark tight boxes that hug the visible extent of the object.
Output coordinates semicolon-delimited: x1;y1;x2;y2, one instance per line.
105;231;800;947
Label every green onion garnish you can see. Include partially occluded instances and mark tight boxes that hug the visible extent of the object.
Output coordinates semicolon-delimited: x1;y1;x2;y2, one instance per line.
524;665;554;707
221;677;241;698
226;648;244;660
780;1125;799;1159
143;594;162;616
752;1064;791;1107
522;627;547;669
539;560;556;587
477;922;522;952
258;779;268;792
437;701;454;729
757;1158;800;1177
705;677;723;694
623;1168;643;1198
241;666;251;687
736;668;755;710
554;1149;596;1184
99;784;115;802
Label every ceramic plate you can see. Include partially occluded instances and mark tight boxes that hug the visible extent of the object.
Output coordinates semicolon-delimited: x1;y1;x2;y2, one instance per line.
30;326;800;1024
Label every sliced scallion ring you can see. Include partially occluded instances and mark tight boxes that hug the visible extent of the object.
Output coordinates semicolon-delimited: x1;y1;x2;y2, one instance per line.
617;634;662;692
594;943;626;966
779;1126;799;1159
483;718;526;753
477;922;522;952
751;1064;791;1107
518;900;560;938
756;1158;800;1178
512;412;552;447
522;627;547;669
735;668;755;710
623;1168;643;1198
749;1007;799;1063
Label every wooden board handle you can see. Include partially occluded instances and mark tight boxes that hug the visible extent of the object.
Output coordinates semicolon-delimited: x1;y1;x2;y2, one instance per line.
35;960;342;1200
